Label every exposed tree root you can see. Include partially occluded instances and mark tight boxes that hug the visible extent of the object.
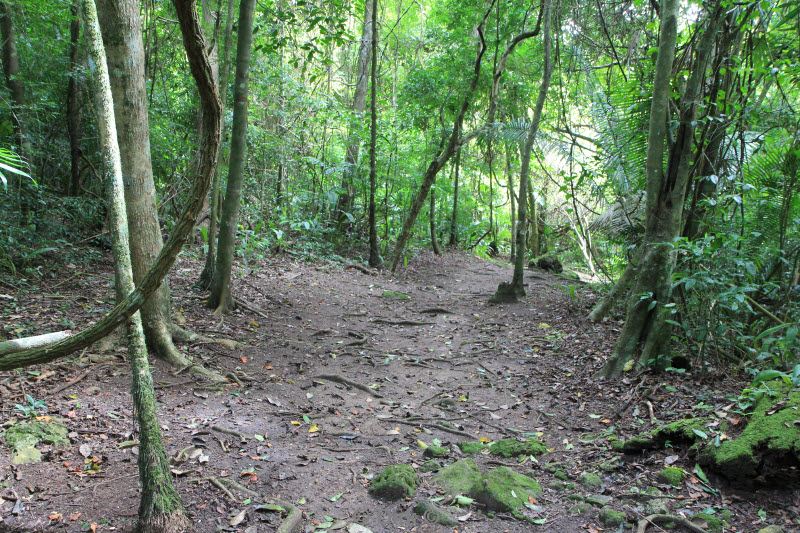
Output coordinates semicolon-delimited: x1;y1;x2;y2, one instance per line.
136;511;192;533
386;417;474;439
636;514;706;533
311;374;384;398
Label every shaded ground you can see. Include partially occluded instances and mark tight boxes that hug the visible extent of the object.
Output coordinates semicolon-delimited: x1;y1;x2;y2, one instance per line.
1;250;797;532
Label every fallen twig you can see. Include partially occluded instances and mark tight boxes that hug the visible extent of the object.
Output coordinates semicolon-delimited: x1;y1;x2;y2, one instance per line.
211;425;248;442
385;418;474;439
345;263;377;275
371;319;433;326
50;369;92;396
234;297;271;320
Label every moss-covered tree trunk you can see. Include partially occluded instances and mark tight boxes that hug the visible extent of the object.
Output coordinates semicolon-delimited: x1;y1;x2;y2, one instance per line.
83;2;188;530
602;1;721;377
336;0;373;232
448;147;461;247
0;2;29;160
198;0;235;289
97;0;201;373
492;0;552;303
208;0;256;313
366;0;382;268
429;183;441;255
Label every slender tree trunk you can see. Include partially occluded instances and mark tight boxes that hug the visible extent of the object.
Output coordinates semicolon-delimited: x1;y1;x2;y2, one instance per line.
602;1;720;377
83;2;188;530
587;248;639;322
66;0;83;196
198;0;235;288
0;0;221;373
429;183;441;255
98;0;203;373
506;144;515;261
0;2;29;159
390;2;495;271
448;147;461;247
367;0;382;267
336;0;374;230
208;0;256;313
492;0;552;303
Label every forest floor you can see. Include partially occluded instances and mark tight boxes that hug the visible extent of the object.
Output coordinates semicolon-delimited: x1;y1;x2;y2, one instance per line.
0;250;797;532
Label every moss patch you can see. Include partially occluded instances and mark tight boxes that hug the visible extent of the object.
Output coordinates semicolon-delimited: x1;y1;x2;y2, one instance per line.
692;509;731;533
699;380;800;486
614;418;707;453
472;466;541;516
414;500;458;526
419;459;442;473
599;507;626;527
381;290;410;300
659;466;685;486
457;441;486;455
423;444;449;458
434;459;482;496
579;471;602;488
368;464;418;500
3;419;69;465
488;437;547;458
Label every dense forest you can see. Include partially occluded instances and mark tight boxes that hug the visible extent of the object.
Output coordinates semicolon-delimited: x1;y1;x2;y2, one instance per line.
0;0;798;531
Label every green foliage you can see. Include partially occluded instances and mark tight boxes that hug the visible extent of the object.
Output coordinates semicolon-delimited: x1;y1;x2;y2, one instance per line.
14;394;46;418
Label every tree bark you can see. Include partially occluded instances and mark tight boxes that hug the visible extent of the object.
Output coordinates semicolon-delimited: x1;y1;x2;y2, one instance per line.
389;1;495;271
602;1;721;377
0;0;221;372
66;0;83;196
336;0;374;230
429;183;441;255
492;0;553;303
198;0;235;289
208;0;256;313
0;2;29;159
83;2;189;530
366;0;382;267
97;0;197;372
448;146;461;247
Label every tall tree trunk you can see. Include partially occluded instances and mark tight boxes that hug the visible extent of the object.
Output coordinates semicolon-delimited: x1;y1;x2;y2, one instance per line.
208;0;256;313
97;0;200;373
198;0;235;288
66;0;83;196
429;183;441;255
367;0;382;267
448;146;461;247
602;1;720;377
506;144;515;261
491;0;552;303
389;2;495;271
336;0;373;231
0;0;221;373
83;2;188;530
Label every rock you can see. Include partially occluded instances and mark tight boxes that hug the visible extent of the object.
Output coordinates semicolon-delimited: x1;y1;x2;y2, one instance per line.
472;467;541;515
434;459;482;496
611;418;708;453
585;494;613;507
413;500;458;526
531;255;563;273
658;466;685;486
579;471;602;488
699;380;800;487
547;480;574;491
598;507;626;527
568;502;592;515
757;526;785;533
368;464;418;500
641;487;668;515
488;437;548;458
348;525;373;533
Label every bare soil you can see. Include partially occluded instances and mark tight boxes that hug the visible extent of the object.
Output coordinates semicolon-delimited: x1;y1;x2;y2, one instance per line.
1;250;797;532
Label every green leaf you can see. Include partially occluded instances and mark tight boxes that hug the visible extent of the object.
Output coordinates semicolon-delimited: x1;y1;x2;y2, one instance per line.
693;463;710;484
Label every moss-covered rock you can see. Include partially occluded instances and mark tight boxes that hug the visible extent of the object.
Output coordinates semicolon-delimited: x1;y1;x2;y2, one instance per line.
419;459;442;473
547;480;574;491
434;459;482;496
457;441;486;455
613;418;708;453
488;437;547;458
699;381;800;486
472;467;541;516
369;464;418;500
423;444;449;458
692;509;731;533
585;494;613;507
659;466;685;486
3;419;69;465
579;471;602;488
569;502;591;515
598;507;626;527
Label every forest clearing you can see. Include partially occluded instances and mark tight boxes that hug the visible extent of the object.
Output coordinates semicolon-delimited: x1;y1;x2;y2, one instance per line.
0;0;798;531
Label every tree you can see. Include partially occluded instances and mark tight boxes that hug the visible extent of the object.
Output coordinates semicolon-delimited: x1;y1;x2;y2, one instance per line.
367;0;382;267
208;0;256;313
97;0;207;375
491;0;553;303
336;0;374;232
83;0;188;529
0;1;29;159
601;0;721;377
65;0;83;196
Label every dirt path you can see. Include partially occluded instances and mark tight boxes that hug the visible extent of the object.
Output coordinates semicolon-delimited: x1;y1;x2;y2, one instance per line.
0;251;796;532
